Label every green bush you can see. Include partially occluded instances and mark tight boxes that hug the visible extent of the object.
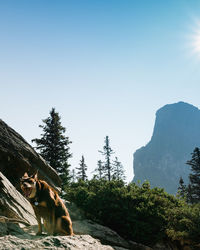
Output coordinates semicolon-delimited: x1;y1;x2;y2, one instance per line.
65;180;185;246
166;203;200;245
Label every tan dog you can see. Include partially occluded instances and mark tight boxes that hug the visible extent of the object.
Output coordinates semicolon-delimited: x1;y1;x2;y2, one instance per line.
20;172;73;236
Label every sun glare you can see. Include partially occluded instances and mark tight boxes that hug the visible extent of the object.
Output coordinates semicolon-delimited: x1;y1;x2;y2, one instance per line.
188;19;200;59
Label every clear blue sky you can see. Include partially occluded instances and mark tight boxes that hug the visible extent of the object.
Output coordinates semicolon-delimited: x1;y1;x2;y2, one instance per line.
1;0;200;182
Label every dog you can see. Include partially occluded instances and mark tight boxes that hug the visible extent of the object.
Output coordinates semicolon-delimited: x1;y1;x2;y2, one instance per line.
20;172;73;236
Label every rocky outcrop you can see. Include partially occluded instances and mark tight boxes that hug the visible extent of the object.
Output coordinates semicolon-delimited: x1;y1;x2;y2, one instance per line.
133;102;200;194
0;119;61;192
73;219;130;248
0;235;114;250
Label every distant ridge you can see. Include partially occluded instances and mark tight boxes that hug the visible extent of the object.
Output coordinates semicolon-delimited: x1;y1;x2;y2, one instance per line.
133;101;200;194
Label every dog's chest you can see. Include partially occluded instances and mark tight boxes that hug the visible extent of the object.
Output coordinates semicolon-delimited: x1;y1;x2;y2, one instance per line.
32;201;51;218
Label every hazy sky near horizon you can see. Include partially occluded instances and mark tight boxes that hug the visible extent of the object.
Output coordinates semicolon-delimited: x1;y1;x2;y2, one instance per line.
1;0;200;182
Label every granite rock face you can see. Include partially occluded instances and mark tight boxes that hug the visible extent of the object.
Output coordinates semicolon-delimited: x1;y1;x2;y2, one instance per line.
0;234;114;250
0;119;61;192
133;102;200;194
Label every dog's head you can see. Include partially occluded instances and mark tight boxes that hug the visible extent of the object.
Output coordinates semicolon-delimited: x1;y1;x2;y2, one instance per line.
20;172;38;198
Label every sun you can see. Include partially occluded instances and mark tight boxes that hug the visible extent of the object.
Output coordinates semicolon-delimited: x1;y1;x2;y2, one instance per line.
188;19;200;59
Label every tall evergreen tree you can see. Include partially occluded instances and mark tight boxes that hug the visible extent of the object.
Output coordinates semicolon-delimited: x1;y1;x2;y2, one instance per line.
187;184;194;204
32;108;72;189
113;157;126;181
177;176;187;199
71;169;76;183
99;136;114;181
186;147;200;203
76;155;88;181
93;160;104;180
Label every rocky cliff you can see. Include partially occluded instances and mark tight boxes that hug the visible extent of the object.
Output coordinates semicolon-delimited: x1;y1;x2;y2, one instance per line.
133;102;200;194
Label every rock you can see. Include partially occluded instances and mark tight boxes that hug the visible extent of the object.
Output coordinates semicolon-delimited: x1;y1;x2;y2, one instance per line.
0;171;36;226
0;234;114;250
72;219;130;249
0;222;24;236
133;102;200;194
0;119;61;192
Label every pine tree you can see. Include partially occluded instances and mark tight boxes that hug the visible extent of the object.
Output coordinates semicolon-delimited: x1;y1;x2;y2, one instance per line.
177;176;187;199
113;157;126;181
186;147;200;203
32;108;72;189
99;136;114;181
187;184;194;203
93;160;104;180
71;169;76;183
76;155;88;181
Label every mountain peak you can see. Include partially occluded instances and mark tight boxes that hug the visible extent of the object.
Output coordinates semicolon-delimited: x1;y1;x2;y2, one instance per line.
133;102;200;194
156;101;199;116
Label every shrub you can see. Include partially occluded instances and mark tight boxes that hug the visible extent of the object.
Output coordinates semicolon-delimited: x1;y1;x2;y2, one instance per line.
166;203;200;245
65;180;183;245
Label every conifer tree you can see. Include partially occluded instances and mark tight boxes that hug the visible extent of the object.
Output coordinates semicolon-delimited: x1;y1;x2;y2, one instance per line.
93;160;104;180
187;184;193;203
99;136;114;181
177;176;187;199
113;157;126;181
71;169;76;183
32;108;72;189
76;155;88;181
186;147;200;203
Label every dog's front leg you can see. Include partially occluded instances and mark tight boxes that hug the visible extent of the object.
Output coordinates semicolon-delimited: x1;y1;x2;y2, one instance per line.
35;213;42;235
49;209;56;235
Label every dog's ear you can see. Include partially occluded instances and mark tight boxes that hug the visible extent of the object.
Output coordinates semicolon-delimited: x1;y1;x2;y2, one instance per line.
23;172;29;178
32;170;38;180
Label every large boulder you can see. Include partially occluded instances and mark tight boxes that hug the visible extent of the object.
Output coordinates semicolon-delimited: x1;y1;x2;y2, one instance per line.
72;219;130;248
0;119;61;191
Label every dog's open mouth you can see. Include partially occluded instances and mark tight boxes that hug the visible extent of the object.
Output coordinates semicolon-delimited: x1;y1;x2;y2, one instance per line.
23;187;32;198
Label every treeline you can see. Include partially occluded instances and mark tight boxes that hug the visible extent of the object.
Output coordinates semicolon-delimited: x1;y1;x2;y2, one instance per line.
32;108;126;190
32;108;200;247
